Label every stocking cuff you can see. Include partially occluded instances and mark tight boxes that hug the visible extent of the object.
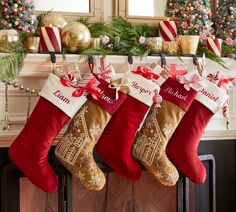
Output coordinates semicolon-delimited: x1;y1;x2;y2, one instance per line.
39;73;87;117
160;78;197;111
123;72;160;107
196;79;228;113
89;79;127;115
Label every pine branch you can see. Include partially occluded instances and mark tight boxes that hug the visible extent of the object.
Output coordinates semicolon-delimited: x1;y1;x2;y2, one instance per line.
80;48;113;58
0;51;26;81
0;38;27;81
77;17;91;27
222;44;236;60
89;22;115;38
197;43;228;69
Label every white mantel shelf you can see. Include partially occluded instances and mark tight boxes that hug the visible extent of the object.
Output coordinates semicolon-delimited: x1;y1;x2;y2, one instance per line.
0;53;236;147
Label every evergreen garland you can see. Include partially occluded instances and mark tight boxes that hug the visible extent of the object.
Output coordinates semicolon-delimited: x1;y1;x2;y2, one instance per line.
0;32;27;81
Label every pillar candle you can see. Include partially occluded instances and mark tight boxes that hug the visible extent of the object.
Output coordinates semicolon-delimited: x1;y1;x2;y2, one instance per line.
206;38;222;57
159;20;177;41
39;27;62;53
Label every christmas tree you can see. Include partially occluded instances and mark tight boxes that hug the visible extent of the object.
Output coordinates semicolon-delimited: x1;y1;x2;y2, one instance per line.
179;0;214;40
165;0;188;17
0;0;37;32
215;1;236;46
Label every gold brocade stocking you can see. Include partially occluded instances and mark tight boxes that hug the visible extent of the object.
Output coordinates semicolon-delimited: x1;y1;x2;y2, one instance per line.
133;100;182;186
55;100;111;190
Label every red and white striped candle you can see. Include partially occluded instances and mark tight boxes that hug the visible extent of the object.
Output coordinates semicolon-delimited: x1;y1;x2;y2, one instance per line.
39;27;62;53
206;38;222;57
159;20;177;41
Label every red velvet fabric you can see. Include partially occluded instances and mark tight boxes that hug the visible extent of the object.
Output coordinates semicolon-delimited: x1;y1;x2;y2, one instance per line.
160;78;197;111
96;95;149;181
9;97;70;192
88;79;127;115
166;100;214;184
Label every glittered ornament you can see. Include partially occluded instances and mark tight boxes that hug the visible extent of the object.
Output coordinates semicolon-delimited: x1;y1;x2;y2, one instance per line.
41;12;68;28
215;2;236;46
178;0;214;38
61;22;91;53
0;0;37;32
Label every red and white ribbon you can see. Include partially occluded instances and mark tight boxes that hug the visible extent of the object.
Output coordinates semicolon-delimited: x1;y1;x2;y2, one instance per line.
206;38;222;57
40;27;62;53
159;21;177;41
60;73;100;98
95;56;115;82
132;66;159;81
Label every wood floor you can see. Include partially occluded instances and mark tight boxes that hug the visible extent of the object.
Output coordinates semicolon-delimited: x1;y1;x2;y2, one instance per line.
20;171;176;212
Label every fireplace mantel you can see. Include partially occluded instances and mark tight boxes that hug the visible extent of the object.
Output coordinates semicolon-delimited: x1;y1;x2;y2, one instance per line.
0;54;236;147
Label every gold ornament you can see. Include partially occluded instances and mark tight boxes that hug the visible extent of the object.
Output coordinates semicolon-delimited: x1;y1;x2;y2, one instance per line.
178;35;199;55
62;22;91;53
42;12;68;28
25;36;40;53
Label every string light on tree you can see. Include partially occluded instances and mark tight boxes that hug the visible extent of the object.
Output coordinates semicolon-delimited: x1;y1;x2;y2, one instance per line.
0;0;37;32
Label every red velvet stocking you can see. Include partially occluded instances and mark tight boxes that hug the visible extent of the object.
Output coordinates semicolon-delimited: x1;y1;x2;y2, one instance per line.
166;79;228;184
9;74;87;192
96;72;159;181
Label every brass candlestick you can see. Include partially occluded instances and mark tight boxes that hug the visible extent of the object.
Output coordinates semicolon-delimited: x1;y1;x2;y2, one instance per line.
25;36;40;53
89;38;100;49
162;41;179;54
146;37;163;53
178;35;200;55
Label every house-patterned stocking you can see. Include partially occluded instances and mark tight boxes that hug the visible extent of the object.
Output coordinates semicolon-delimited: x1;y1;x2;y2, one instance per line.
55;79;127;190
133;74;199;186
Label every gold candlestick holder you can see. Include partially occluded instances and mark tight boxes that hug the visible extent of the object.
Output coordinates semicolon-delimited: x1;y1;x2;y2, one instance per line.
146;37;163;54
178;35;200;55
25;36;40;53
162;41;179;54
89;38;100;49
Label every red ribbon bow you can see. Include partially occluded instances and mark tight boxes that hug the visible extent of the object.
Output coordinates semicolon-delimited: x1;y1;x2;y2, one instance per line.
207;71;235;91
217;77;235;91
60;74;101;100
132;66;159;80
